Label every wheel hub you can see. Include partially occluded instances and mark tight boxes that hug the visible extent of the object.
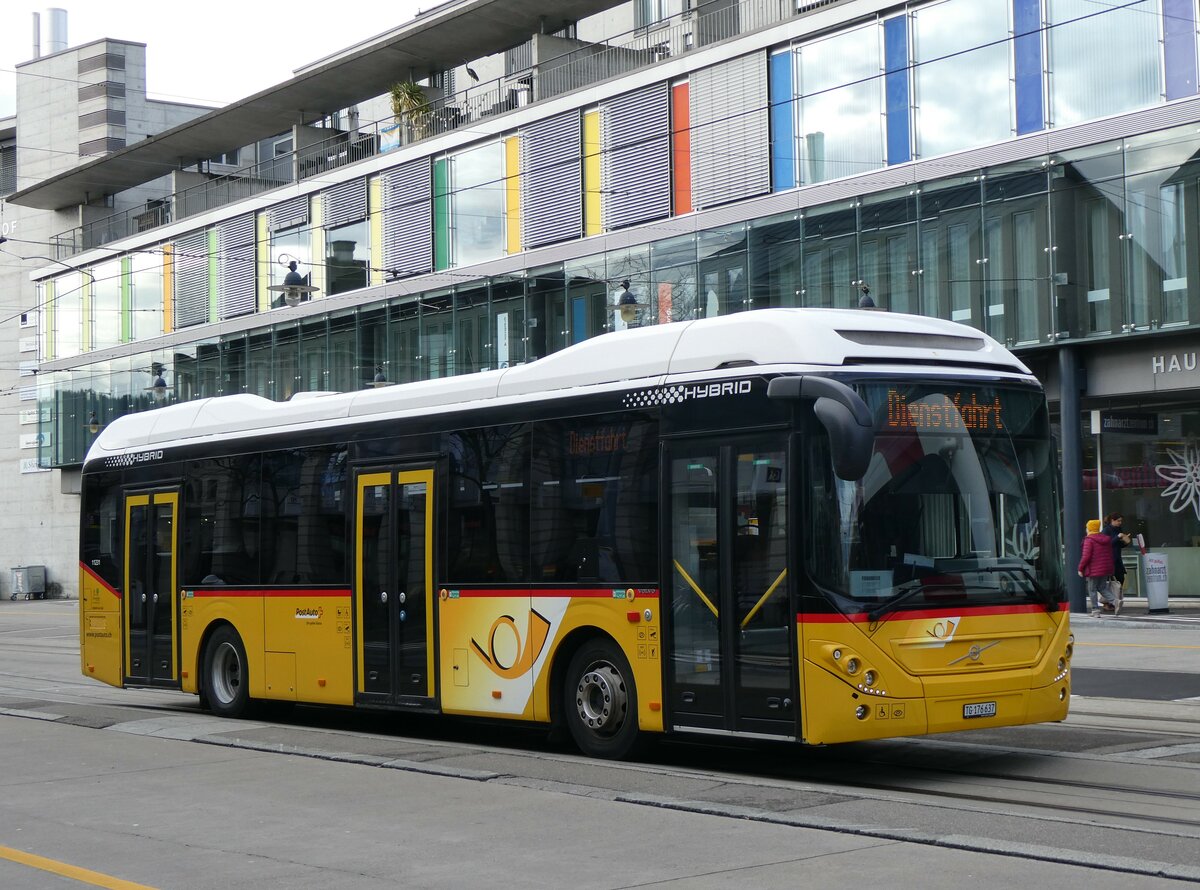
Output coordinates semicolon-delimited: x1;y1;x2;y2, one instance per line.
575;664;627;734
211;641;242;705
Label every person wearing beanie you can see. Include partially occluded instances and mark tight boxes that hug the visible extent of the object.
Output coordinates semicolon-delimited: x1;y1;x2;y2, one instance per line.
1078;518;1118;616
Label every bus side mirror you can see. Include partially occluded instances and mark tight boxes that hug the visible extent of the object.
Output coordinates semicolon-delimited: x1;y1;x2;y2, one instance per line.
768;376;874;481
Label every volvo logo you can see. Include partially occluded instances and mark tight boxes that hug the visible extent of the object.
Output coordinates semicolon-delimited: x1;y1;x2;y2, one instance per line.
949;640;1000;666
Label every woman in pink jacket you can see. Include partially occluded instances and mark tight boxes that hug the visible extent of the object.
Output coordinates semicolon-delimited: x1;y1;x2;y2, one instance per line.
1078;519;1118;616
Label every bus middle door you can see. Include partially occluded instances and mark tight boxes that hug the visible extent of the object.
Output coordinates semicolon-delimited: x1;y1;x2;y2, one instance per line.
355;467;435;708
123;489;180;687
665;437;796;739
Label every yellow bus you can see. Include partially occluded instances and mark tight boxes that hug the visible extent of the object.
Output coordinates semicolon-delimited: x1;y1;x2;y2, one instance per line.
79;309;1071;758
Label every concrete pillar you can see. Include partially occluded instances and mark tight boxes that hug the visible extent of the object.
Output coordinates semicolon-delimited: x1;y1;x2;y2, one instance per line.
1058;344;1086;613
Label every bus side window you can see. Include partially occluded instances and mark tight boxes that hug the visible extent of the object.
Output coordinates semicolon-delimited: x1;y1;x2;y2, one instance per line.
531;415;657;583
261;446;348;586
82;472;122;589
446;427;530;584
182;456;262;586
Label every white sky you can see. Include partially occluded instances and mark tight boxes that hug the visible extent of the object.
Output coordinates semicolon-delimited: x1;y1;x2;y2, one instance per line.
1;0;426;117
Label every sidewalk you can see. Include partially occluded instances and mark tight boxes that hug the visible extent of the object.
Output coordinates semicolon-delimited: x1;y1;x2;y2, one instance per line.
1070;596;1200;624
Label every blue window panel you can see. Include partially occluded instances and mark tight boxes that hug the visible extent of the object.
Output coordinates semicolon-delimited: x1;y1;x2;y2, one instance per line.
572;297;587;344
769;51;796;191
1165;0;1199;100
1013;0;1045;134
884;17;911;165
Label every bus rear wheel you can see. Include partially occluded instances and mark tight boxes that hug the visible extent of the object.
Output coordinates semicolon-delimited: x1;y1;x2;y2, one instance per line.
203;626;250;718
563;639;641;760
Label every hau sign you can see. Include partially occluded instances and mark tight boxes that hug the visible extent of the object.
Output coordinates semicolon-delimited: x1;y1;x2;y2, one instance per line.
1152;352;1198;374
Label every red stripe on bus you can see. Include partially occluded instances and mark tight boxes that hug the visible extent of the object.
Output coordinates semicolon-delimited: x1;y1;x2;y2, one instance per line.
799;602;1069;623
190;589;352;598
448;588;659;599
80;563;121;599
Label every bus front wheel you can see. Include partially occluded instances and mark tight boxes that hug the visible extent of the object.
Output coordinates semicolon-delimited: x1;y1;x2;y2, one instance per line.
563;639;641;760
203;626;250;718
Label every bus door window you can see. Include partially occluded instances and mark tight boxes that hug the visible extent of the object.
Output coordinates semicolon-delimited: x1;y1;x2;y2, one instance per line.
396;480;428;683
670;454;721;691
128;504;149;638
733;448;789;699
360;482;391;693
152;503;174;640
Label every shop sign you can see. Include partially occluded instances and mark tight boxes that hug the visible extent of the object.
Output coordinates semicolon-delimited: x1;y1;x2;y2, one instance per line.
1152;352;1198;374
1100;411;1158;435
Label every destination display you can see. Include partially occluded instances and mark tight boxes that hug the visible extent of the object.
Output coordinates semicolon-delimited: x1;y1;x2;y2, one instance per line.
883;389;1006;433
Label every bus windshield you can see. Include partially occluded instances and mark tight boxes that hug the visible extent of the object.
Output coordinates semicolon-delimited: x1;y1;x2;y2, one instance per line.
806;381;1063;617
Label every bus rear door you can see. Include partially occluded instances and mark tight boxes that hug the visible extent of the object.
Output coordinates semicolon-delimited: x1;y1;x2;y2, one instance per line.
123;489;180;687
354;467;436;707
665;436;796;739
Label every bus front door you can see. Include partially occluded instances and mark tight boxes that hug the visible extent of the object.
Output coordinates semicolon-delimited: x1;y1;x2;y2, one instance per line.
124;490;180;687
665;438;796;739
355;467;435;707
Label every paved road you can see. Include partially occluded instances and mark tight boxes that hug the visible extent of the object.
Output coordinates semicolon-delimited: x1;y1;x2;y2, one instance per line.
0;597;1197;888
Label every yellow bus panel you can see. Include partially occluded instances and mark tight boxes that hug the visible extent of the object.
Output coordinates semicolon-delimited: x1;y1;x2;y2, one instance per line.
180;590;354;705
799;609;1071;744
79;564;123;688
438;587;664;733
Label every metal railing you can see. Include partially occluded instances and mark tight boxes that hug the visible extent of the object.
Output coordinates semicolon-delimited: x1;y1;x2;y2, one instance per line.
52;0;834;261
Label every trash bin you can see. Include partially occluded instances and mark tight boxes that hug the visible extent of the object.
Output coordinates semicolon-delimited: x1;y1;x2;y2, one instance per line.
10;565;46;600
1142;552;1169;614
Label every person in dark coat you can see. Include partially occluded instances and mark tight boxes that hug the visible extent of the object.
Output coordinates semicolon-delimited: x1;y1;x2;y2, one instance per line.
1102;512;1131;585
1078;519;1118;616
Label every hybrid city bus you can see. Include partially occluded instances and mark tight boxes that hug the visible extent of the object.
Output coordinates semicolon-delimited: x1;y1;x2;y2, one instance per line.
79;308;1070;758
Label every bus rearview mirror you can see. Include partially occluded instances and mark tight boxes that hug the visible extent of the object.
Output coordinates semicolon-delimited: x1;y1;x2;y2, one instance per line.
767;375;875;482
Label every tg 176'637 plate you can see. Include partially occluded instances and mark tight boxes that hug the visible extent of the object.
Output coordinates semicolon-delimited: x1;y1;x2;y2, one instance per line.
963;701;997;719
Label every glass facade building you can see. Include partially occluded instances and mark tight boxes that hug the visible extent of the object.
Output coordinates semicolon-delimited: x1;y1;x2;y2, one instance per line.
26;0;1200;598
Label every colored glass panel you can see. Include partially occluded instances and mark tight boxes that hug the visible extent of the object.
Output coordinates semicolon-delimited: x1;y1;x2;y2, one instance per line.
1013;0;1044;134
769;52;796;190
505;137;521;254
433;157;450;271
584;110;603;236
671;82;692;214
1164;0;1198;100
884;16;911;165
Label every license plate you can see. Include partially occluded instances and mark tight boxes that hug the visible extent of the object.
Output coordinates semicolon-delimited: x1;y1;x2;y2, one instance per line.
963;701;997;719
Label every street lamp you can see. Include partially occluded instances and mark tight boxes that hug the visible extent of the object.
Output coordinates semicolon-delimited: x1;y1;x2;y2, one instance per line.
144;363;172;403
611;280;648;325
267;258;320;307
367;365;390;388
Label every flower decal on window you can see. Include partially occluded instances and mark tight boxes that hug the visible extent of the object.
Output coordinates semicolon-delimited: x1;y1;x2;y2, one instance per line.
1007;520;1039;562
1155;444;1200;520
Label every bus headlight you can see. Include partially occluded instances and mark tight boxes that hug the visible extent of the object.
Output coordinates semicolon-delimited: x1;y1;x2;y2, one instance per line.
855;704;869;720
863;670;877;687
845;657;860;676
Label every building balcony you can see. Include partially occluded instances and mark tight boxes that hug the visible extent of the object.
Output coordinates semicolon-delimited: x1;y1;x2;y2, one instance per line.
47;0;833;260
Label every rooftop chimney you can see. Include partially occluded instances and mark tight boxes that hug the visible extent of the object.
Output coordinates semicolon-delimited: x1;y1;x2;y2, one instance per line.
32;12;41;60
45;8;68;54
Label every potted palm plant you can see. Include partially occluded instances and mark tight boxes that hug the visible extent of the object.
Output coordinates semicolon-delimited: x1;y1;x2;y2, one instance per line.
390;80;431;142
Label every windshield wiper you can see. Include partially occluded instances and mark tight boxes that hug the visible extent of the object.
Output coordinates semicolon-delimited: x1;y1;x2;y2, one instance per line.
865;569;1056;623
867;582;929;623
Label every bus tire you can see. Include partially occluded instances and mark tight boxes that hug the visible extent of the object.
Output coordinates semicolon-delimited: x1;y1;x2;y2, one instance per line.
203;625;250;718
563;639;641;760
